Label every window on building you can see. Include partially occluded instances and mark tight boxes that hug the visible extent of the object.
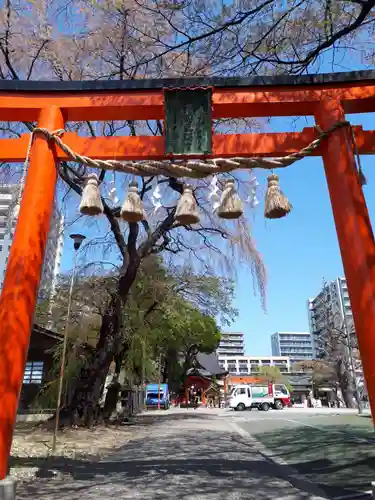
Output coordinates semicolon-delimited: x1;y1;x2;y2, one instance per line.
23;361;44;384
0;192;13;199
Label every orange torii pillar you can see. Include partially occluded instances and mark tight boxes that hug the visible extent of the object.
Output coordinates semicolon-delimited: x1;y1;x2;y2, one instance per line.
316;99;375;416
0;106;64;493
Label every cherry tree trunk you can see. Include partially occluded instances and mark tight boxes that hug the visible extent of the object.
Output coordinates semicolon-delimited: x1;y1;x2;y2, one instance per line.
65;242;143;426
67;295;123;427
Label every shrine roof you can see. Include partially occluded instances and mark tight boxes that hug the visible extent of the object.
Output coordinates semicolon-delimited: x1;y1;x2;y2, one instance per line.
1;70;375;92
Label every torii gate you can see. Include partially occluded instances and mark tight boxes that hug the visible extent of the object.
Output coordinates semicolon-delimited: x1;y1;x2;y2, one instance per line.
0;71;375;486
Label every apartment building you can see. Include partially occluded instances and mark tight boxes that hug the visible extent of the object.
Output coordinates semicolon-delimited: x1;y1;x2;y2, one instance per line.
218;355;292;375
217;332;245;357
0;185;64;300
308;277;353;358
271;331;313;362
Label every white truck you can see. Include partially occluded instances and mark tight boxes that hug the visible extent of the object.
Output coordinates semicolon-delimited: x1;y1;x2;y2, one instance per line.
228;383;290;411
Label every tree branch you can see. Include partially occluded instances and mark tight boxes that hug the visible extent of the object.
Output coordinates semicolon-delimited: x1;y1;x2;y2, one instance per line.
108;0;274;76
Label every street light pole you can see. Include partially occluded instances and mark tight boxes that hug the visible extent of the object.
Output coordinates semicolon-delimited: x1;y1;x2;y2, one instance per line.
342;315;363;414
157;352;162;410
52;233;86;453
141;338;146;409
346;329;363;414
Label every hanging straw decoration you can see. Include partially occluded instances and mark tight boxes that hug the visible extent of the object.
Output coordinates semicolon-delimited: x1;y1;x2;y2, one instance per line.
251;194;260;208
264;173;292;219
12;131;35;221
349;126;367;186
175;184;200;225
120;180;144;222
151;182;162;215
358;166;367;187
107;171;119;205
208;175;221;213
249;175;260;208
79;173;104;216
217;179;244;219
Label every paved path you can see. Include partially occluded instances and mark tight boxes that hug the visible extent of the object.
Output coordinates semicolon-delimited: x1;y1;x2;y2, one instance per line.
16;413;326;499
236;411;375;499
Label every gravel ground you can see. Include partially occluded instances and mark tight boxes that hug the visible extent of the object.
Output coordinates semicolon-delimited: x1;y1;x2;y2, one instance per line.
15;412;326;500
10;421;152;483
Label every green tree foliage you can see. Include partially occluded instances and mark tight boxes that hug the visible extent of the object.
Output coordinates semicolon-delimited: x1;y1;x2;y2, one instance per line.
34;257;235;407
255;366;292;392
294;359;339;389
4;0;373;424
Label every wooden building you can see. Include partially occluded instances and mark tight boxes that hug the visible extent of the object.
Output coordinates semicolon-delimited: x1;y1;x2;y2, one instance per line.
18;325;62;411
183;352;228;406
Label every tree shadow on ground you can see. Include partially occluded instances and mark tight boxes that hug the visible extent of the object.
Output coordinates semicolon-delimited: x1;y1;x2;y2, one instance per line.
14;424;327;500
251;423;375;499
132;410;222;426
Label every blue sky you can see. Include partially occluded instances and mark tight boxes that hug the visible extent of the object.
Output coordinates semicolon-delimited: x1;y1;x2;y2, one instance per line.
229;112;375;355
59;46;375;356
61;111;375;357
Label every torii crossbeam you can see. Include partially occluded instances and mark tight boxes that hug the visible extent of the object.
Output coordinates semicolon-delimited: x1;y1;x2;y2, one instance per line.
0;71;374;487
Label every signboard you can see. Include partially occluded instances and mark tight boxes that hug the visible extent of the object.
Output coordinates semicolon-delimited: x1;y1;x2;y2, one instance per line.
251;386;269;398
164;88;212;155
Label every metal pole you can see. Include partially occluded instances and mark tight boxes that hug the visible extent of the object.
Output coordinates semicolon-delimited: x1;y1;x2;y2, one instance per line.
142;338;146;408
344;320;363;414
157;353;161;410
52;249;78;453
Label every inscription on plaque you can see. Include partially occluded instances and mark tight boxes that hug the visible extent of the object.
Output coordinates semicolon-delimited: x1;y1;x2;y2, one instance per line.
164;89;212;155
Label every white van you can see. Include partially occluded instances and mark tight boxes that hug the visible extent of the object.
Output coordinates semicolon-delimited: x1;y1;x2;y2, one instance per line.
228;383;290;411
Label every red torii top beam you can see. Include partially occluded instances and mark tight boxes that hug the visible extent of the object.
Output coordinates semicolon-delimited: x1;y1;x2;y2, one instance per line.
0;71;374;486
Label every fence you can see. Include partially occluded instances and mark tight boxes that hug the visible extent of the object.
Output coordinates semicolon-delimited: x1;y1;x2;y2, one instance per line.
120;386;145;418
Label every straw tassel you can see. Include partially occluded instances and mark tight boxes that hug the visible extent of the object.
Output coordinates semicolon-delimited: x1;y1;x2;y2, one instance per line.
217;179;244;219
175;184;200;225
264;173;292;219
79;173;104;216
359;166;367;186
120;180;144;222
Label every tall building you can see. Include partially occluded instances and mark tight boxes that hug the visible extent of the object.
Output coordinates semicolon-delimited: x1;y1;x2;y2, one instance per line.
217;332;245;357
307;277;365;396
308;277;353;358
218;355;291;374
271;331;313;362
217;355;315;398
0;185;64;300
39;210;64;300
